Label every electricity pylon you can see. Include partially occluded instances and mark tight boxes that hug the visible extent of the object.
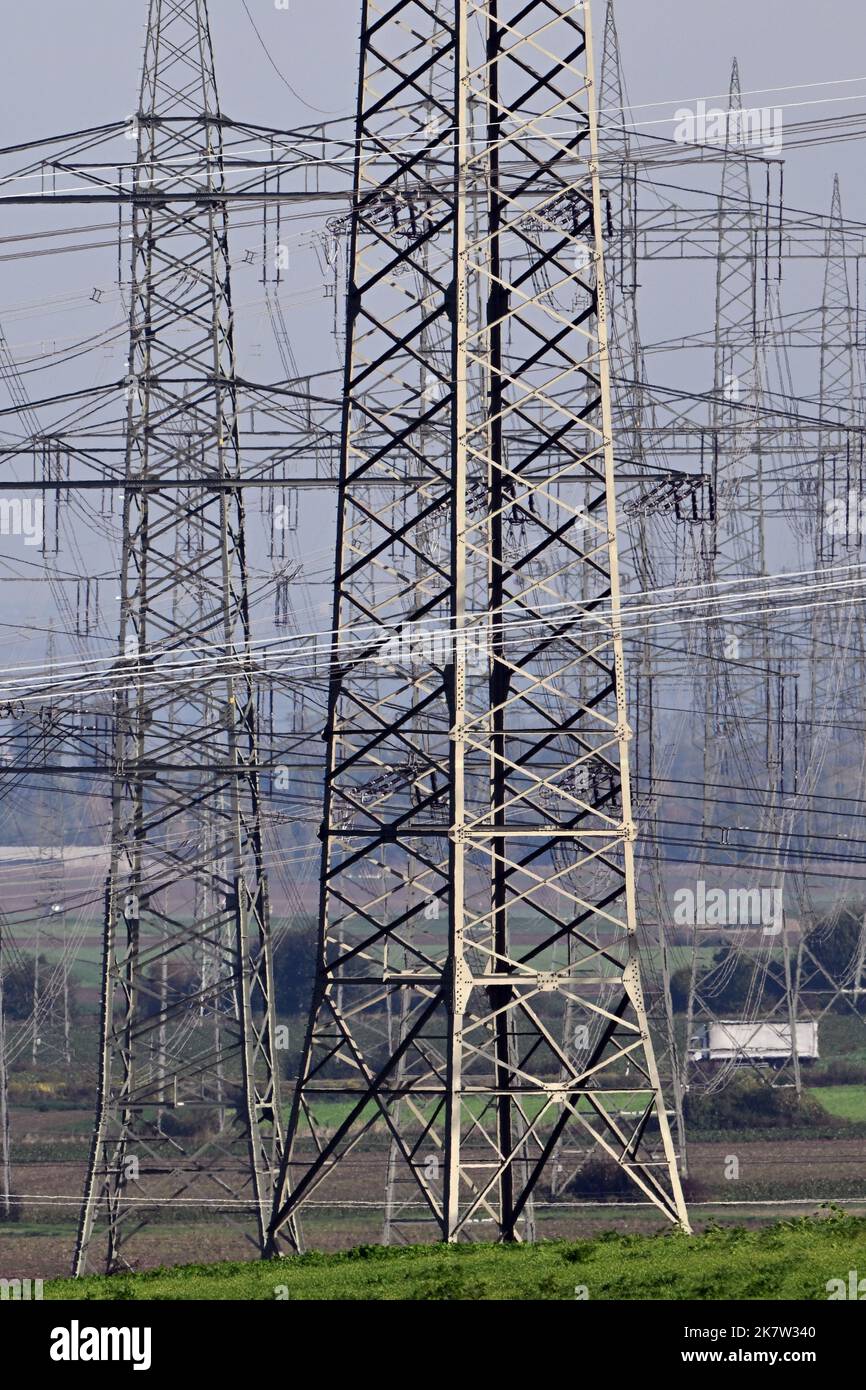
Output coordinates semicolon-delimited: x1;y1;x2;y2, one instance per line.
600;0;689;1163
74;0;281;1274
793;176;866;1037
268;0;688;1250
679;60;791;1097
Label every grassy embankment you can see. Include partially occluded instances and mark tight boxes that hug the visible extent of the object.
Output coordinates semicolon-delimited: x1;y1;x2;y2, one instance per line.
45;1212;866;1301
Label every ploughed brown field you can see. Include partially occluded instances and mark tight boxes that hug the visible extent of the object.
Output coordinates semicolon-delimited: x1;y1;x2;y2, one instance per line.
3;1115;865;1279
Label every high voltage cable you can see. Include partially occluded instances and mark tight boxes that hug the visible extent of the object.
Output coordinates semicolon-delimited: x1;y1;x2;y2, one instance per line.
9;101;866;202
0;558;859;689
5;582;866;710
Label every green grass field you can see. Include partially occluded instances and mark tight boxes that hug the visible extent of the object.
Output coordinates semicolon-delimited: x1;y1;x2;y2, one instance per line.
283;1092;638;1131
45;1213;866;1301
812;1085;866;1121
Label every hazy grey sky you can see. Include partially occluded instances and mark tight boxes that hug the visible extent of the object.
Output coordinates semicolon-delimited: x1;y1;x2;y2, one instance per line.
0;1;863;644
0;0;859;877
3;1;862;316
4;2;864;209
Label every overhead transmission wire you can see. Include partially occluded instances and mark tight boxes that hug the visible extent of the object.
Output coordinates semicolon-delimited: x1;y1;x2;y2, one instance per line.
0;557;860;690
4;577;866;711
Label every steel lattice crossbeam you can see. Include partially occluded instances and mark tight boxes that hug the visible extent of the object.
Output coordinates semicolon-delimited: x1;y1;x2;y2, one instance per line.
268;0;688;1249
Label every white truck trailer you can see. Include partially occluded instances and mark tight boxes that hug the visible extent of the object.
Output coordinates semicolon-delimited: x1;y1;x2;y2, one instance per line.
690;1020;819;1066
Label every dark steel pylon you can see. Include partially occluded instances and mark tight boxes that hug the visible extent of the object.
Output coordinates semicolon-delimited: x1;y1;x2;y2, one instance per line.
74;0;281;1274
268;0;688;1250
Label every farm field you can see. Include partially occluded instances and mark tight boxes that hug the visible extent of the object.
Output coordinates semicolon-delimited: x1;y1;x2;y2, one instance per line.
812;1086;866;1122
5;950;866;1284
4;1136;866;1279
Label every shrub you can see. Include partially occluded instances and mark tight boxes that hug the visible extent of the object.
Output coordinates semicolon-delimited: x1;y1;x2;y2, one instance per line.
565;1152;640;1202
159;1105;230;1141
804;906;866;1014
807;1058;866;1087
0;1195;22;1224
272;923;317;1015
669;950;785;1015
684;1075;826;1131
2;956;79;1020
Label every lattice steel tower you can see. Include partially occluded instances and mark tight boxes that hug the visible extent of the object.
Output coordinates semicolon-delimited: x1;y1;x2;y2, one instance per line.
75;0;281;1274
268;0;688;1248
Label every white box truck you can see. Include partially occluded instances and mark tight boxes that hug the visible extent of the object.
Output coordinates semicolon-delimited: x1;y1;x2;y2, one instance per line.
690;1020;819;1066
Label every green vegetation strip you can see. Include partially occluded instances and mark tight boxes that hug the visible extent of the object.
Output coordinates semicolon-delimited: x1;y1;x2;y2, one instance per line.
46;1213;866;1301
285;1093;635;1130
812;1085;866;1122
